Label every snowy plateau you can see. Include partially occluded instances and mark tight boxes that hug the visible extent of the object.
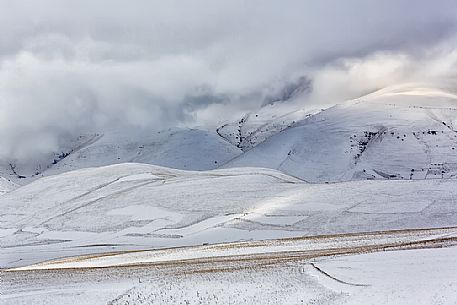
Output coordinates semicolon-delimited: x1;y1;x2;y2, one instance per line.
2;84;457;304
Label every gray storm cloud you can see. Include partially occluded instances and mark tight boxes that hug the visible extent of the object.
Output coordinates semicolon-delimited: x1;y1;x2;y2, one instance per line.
0;0;457;161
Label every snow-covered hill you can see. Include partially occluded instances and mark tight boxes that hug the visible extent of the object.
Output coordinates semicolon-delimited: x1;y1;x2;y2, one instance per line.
0;128;241;185
2;163;457;268
224;85;457;182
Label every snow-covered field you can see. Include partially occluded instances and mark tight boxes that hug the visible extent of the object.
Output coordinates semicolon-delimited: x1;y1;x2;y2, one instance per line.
2;234;457;305
2;163;457;269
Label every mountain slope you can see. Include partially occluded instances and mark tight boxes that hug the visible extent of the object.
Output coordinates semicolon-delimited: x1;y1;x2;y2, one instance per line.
224;85;457;182
0;128;241;184
217;101;320;151
3;84;456;186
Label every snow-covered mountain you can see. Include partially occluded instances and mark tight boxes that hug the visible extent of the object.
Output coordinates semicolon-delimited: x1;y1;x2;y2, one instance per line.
216;99;320;151
0;128;241;185
224;84;457;182
1;84;456;189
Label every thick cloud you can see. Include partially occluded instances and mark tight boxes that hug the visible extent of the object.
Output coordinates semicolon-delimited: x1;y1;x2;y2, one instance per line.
0;0;457;161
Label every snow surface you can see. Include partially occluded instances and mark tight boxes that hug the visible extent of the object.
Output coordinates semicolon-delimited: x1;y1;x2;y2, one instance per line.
2;242;457;305
313;246;457;305
0;176;17;195
11;227;456;270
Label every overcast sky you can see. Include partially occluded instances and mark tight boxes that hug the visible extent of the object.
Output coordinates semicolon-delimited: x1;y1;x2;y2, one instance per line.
1;0;457;160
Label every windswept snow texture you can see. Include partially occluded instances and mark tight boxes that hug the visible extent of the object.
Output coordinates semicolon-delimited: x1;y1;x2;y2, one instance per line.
312;247;457;305
0;128;241;184
225;85;457;182
0;176;17;195
1;163;457;268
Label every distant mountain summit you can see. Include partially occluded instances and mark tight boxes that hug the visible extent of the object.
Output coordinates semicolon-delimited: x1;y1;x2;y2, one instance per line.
224;84;457;182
